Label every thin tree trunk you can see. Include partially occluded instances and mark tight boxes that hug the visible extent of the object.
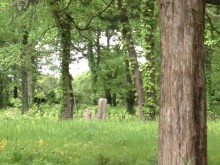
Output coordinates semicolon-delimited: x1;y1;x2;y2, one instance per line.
105;31;113;106
105;89;112;105
21;31;29;113
125;59;135;114
112;93;117;107
17;0;30;113
0;75;3;108
87;41;99;105
95;31;101;67
21;66;29;112
17;0;38;112
87;41;97;84
158;1;207;164
13;71;18;99
14;86;18;99
143;1;157;120
87;31;101;104
204;47;213;111
28;55;36;105
118;0;145;120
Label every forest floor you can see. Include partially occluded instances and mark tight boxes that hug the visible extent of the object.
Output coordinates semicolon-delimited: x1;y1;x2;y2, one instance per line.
0;109;220;165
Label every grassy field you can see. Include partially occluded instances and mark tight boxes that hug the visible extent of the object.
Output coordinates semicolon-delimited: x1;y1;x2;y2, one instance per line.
0;109;220;165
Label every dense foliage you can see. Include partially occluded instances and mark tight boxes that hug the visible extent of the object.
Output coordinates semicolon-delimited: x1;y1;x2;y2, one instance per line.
0;1;219;117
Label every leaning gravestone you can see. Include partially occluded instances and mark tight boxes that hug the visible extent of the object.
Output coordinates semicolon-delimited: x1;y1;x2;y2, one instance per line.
97;98;107;120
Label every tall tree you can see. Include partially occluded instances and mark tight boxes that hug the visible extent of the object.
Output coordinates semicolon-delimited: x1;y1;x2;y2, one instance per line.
118;0;145;120
158;0;207;164
14;0;39;113
17;0;31;113
141;0;158;119
50;0;74;118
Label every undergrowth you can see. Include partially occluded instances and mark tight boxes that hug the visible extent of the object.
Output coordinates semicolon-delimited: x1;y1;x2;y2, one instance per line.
0;108;220;164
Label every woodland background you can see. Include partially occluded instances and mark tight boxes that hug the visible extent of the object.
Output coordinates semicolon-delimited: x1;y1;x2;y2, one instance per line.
0;0;220;164
0;0;219;119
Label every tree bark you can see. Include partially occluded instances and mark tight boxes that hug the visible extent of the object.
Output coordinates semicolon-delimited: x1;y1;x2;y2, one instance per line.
118;0;145;120
59;25;74;119
51;0;74;118
158;1;207;164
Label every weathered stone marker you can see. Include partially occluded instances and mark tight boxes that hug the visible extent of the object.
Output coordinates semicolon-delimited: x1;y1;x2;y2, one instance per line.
97;98;107;120
83;109;92;120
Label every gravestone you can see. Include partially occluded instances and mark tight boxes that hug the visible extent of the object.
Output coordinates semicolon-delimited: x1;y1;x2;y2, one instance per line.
97;98;107;120
83;109;92;120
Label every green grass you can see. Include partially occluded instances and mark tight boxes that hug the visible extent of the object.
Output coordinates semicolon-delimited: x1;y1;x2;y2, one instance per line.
0;109;220;164
208;120;220;165
0;110;157;165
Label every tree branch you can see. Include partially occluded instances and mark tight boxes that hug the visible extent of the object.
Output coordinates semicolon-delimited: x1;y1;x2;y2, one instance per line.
64;0;72;11
206;0;220;5
206;12;220;35
36;26;57;43
72;0;114;31
78;31;93;43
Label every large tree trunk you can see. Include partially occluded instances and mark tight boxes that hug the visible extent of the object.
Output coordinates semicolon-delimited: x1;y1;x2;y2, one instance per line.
59;19;74;119
118;0;145;120
51;1;74;118
158;1;207;164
